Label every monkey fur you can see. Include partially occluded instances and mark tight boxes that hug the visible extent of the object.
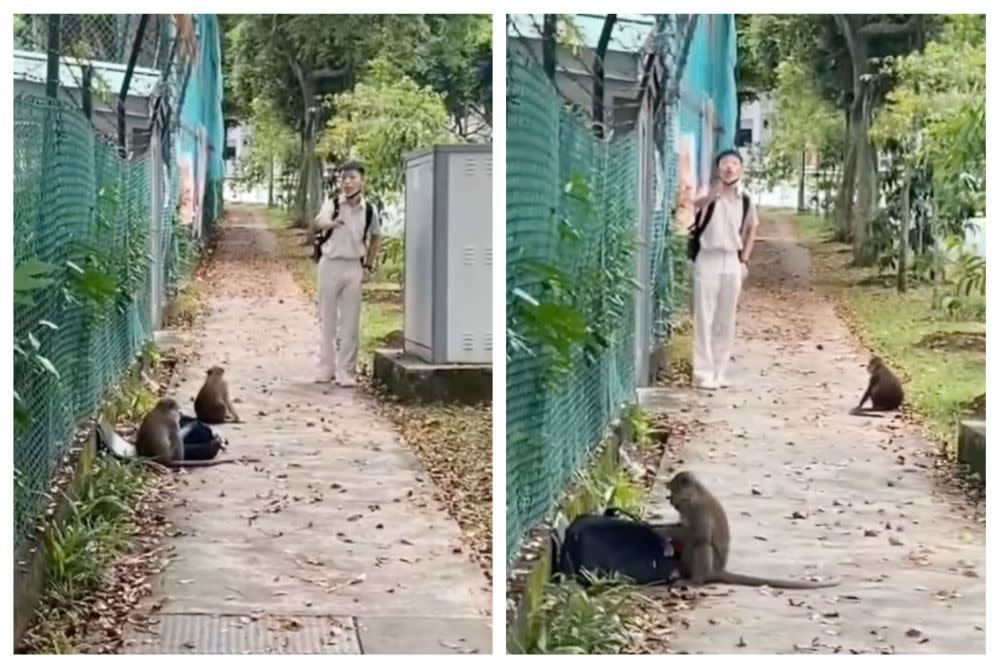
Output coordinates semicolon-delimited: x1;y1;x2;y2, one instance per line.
135;398;257;468
849;355;904;417
661;471;839;589
194;365;241;424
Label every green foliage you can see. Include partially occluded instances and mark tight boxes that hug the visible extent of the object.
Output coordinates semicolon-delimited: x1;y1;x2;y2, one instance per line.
625;404;651;448
317;59;454;197
374;235;404;286
736;14;819;102
105;374;159;426
758;60;844;188
234;96;299;191
13;259;61;429
224;14;490;139
24;455;150;653
60;181;151;317
511;575;641;654
873;15;986;225
410;15;493;138
507;172;637;388
14;259;58;304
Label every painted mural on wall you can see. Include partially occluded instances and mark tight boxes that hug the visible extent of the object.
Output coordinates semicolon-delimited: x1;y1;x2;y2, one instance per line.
178;157;194;226
676;133;696;232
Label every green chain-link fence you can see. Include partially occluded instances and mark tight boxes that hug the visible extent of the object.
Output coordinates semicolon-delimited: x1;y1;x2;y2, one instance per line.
506;46;639;563
12;14;219;555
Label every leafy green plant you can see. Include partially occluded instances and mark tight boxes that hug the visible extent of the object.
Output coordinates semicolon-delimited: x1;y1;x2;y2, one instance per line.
14;259;62;429
25;455;149;653
507;171;638;387
625;404;651;449
318;58;455;197
106;375;159;425
374;234;404;285
955;253;986;298
510;573;641;654
577;467;646;519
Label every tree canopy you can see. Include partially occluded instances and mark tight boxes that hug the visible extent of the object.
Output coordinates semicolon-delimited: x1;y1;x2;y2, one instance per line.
222;14;492;222
317;59;455;198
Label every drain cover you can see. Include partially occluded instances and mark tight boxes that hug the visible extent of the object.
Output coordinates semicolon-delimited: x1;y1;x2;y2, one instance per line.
121;614;360;654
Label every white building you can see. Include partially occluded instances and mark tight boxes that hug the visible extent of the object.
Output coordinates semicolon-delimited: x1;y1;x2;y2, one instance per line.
222;119;272;205
736;94;775;170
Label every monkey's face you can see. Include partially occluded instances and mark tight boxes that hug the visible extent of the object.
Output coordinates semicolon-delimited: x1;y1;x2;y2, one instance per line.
207;365;225;378
867;356;882;374
156;398;182;423
667;472;699;512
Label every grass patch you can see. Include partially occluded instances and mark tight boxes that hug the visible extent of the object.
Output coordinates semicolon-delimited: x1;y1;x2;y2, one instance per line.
360;299;403;368
664;318;693;384
22;457;151;653
509;551;642;654
17;346;174;653
779;208;985;450
104;373;159;427
19;435;153;653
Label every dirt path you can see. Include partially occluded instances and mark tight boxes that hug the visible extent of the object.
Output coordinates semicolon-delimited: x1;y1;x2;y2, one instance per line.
121;209;490;654
639;215;986;654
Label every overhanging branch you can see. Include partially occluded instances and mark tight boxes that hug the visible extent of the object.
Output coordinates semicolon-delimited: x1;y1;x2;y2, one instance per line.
858;17;920;37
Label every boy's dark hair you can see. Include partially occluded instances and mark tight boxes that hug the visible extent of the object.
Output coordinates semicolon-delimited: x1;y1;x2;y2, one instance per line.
715;149;743;166
338;159;366;176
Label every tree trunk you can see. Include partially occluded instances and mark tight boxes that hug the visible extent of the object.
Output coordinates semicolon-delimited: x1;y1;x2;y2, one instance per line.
295;113;309;226
850;85;878;266
592;14;617;138
833;14;886;266
267;154;275;208
834;127;857;242
542;15;557;82
797;150;807;212
897;160;911;293
298;120;320;230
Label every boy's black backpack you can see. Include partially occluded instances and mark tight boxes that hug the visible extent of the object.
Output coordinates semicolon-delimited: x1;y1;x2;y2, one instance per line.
312;199;376;262
687;192;751;262
178;415;223;461
551;508;683;586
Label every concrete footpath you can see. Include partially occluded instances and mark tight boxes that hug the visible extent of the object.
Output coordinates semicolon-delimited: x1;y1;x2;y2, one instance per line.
641;216;985;654
122;209;490;654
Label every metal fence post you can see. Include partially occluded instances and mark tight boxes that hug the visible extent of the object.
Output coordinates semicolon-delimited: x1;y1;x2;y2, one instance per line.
150;111;164;330
45;15;61;99
634;88;654;386
118;14;150;158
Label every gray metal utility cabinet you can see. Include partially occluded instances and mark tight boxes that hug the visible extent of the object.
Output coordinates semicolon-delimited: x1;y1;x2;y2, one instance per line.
403;144;492;365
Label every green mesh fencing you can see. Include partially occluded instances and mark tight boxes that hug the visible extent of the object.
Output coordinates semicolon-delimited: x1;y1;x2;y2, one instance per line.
506;48;638;563
12;94;199;553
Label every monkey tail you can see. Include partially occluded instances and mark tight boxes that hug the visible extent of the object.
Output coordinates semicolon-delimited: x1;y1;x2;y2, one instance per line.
169;457;261;468
849;410;886;418
713;571;839;589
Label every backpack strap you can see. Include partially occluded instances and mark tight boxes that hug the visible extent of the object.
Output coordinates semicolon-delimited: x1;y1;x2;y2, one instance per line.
314;199;339;253
690;200;717;238
603;506;645;523
363;202;375;244
739;193;751;236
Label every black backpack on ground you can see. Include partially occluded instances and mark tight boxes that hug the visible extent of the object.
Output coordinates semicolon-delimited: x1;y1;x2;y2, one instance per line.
178;415;224;461
312;199;376;262
551;508;683;586
687;192;751;262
